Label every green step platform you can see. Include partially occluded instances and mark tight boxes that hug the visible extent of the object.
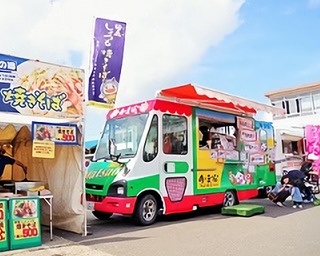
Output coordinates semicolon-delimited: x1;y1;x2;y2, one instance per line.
221;204;265;217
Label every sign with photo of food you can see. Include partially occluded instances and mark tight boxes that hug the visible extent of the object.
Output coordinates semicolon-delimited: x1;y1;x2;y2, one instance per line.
32;121;78;145
0;53;84;118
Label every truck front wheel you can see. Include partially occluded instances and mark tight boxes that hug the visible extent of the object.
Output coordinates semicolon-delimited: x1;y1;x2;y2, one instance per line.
133;194;158;226
92;210;113;220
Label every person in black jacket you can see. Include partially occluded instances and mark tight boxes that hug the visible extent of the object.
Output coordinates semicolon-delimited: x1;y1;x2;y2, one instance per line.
0;146;27;178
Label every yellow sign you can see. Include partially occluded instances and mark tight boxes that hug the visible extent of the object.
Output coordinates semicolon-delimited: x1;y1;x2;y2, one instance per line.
13;218;40;239
197;169;222;189
32;140;55;158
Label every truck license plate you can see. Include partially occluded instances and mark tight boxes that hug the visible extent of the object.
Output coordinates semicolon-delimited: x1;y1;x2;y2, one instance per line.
86;202;95;211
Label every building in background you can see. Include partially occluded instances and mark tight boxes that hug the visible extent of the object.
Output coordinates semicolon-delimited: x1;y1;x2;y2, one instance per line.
265;81;320;177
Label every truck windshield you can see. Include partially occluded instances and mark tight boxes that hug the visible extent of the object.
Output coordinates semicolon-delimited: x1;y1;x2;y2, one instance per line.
94;113;149;160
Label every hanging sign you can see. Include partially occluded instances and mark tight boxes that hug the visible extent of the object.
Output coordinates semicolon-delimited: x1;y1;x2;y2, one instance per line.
32;121;78;145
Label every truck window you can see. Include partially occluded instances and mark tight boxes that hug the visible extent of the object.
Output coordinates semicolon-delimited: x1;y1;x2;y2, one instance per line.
162;114;187;155
282;140;298;154
199;121;236;150
196;108;237;151
143;115;158;162
94;113;148;160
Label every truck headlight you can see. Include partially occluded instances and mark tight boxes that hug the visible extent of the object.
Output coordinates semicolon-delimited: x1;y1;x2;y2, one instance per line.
107;180;127;196
117;186;125;195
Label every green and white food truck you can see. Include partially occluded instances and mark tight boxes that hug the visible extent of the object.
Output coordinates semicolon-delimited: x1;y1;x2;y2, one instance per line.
86;84;283;225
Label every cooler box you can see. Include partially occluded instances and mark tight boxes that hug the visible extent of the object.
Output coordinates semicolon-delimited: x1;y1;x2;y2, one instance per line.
0;198;9;251
8;197;42;250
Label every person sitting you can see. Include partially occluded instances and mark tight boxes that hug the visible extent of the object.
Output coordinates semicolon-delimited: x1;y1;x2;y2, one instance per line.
286;168;313;202
163;133;172;154
269;174;303;208
0;146;27;179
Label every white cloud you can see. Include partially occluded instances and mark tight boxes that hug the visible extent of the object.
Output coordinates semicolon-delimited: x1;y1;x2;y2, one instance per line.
0;0;245;139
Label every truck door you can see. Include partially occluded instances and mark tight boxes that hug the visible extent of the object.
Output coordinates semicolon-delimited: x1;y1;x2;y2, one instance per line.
159;113;193;208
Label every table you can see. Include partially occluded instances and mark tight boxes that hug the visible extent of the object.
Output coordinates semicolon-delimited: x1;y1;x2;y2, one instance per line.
39;195;53;241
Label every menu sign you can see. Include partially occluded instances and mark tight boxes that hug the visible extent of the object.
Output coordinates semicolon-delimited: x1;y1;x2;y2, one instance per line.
0;53;84;118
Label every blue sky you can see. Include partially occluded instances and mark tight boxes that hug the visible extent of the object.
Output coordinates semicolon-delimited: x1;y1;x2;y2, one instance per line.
173;0;320;103
0;0;319;140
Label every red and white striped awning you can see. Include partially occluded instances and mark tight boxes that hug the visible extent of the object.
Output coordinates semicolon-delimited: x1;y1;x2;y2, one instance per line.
156;84;284;116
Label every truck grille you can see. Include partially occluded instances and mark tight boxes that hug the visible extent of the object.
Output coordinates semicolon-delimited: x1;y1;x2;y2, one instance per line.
86;183;103;190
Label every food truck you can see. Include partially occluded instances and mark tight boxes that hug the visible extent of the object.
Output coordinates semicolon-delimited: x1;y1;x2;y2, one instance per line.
85;84;283;225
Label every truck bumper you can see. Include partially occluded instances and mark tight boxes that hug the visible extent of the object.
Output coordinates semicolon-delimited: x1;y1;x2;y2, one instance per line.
93;196;137;215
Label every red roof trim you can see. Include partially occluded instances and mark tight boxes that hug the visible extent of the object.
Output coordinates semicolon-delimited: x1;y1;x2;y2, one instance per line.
106;99;192;119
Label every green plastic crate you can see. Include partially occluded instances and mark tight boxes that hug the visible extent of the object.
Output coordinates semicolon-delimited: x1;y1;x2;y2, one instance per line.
221;204;265;217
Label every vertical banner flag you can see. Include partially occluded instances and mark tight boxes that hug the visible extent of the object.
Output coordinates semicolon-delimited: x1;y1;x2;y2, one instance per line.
88;18;126;108
305;125;320;173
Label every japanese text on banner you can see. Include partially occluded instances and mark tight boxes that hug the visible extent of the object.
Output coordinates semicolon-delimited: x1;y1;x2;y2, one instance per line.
88;18;126;108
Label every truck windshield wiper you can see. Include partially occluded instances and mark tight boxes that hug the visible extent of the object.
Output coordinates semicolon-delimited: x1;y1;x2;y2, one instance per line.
92;156;111;162
123;153;135;157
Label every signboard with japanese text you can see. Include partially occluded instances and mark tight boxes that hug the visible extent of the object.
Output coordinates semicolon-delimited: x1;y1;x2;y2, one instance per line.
32;140;55;158
197;169;222;189
88;17;126;108
237;116;253;130
0;54;84;118
32;121;78;145
9;197;42;249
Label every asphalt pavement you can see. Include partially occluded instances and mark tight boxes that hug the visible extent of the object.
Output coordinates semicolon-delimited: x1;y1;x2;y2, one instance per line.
2;197;320;256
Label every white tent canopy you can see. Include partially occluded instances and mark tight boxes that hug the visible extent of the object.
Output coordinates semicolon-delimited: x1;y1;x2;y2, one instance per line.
0;113;86;235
